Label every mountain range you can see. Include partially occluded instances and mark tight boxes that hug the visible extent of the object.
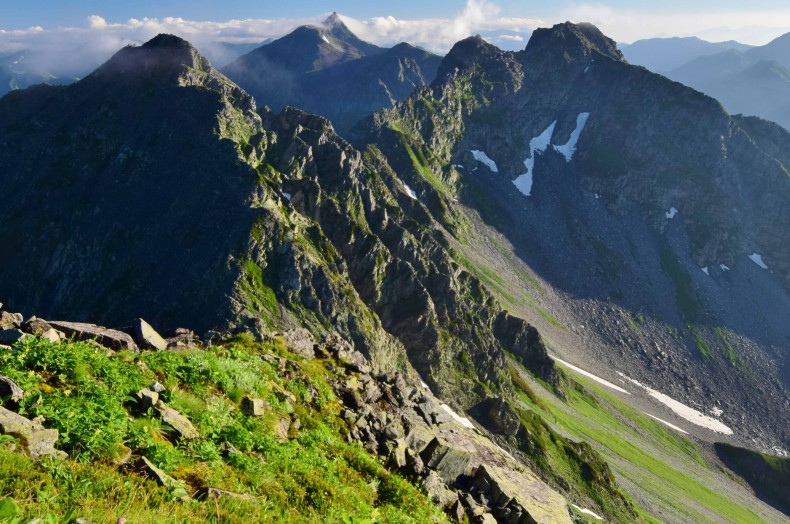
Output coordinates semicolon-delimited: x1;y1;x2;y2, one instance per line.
620;36;753;73
1;18;790;524
222;13;441;135
623;32;790;131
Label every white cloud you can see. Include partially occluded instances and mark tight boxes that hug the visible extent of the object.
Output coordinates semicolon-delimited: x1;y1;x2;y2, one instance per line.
2;0;789;82
559;3;790;45
341;0;541;52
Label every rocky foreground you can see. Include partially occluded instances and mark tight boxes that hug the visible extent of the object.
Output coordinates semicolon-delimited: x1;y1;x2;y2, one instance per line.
0;303;572;523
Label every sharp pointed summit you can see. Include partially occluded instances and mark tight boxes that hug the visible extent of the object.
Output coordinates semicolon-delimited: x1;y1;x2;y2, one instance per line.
222;19;439;135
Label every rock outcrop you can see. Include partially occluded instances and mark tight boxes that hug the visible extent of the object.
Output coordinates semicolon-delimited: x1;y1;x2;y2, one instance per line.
0;406;67;460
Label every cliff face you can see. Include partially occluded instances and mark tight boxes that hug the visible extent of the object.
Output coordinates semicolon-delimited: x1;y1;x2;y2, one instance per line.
356;22;790;450
0;34;556;400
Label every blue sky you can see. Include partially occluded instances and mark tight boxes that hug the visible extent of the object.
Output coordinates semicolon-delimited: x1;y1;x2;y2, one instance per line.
5;0;790;29
2;0;790;63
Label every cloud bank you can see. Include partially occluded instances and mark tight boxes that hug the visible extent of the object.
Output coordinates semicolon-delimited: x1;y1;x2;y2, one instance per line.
1;0;789;83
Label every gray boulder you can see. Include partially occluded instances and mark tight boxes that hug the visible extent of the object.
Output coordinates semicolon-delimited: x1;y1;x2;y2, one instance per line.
0;375;23;404
130;318;167;351
420;437;473;483
241;396;269;417
0;406;67;459
0;311;22;330
47;321;138;351
154;401;199;439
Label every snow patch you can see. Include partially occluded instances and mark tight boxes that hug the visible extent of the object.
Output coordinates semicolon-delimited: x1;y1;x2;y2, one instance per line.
572;505;603;520
417;375;429;389
645;413;689;434
720;264;730;271
452;164;464;170
711;407;723;417
471;150;498;172
440;404;476;429
403;183;417;200
550;356;631;394
617;373;733;434
701;267;709;275
594;193;601;199
749;253;768;269
553;112;590;161
666;207;678;219
282;192;292;201
583;65;590;73
321;34;331;44
513;121;556;197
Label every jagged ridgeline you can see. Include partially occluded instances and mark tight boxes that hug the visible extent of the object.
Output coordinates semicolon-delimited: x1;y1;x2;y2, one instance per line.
356;22;790;450
221;13;441;136
0;34;555;404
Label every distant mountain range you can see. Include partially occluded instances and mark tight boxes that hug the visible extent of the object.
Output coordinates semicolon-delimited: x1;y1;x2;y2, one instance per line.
620;36;753;73
664;33;790;130
622;33;790;130
222;13;441;135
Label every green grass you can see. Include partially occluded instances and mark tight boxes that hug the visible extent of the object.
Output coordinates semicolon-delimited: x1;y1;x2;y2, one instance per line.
714;327;739;366
689;325;712;359
658;240;700;323
521;361;768;523
0;336;447;523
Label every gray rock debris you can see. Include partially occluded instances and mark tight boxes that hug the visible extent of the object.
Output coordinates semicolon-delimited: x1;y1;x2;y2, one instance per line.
319;337;573;524
0;406;67;459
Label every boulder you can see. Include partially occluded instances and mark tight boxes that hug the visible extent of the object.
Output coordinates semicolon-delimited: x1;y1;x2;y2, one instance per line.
0;375;23;404
324;332;370;373
141;456;191;501
130;319;167;351
20;318;63;343
424;469;459;507
240;396;269;417
135;388;159;409
0;311;22;330
420;437;473;483
154;401;199;439
164;328;197;348
47;321;138;351
275;328;316;358
478;396;522;437
0;406;67;459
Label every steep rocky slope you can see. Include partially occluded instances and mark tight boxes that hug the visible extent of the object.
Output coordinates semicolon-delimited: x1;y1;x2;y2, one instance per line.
3;28;790;523
356;22;790;454
222;14;440;135
667;48;790;130
0;32;649;522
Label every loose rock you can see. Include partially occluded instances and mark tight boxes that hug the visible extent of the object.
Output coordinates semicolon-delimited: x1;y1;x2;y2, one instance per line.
0;406;67;459
130;318;167;351
47;321;138;351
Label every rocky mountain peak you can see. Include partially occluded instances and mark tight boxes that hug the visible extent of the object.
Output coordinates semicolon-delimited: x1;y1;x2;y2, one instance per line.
90;33;212;84
436;34;520;83
323;11;344;29
525;21;625;64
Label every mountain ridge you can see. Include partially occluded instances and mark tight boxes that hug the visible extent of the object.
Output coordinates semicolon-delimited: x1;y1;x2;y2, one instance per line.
2;25;790;523
222;14;440;135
